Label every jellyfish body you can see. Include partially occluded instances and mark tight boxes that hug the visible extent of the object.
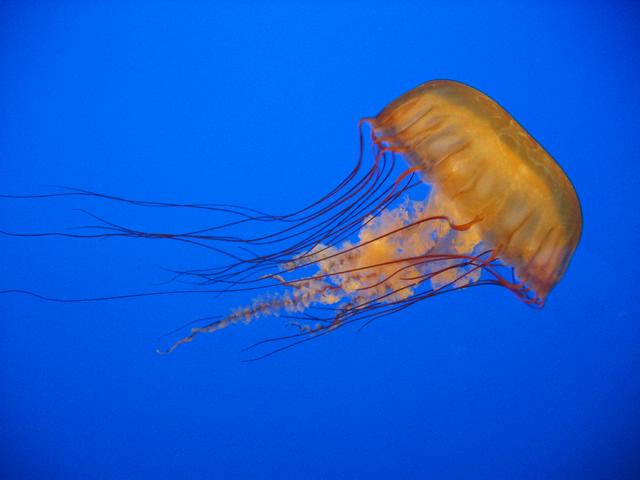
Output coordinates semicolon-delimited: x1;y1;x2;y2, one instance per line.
371;80;582;302
160;80;582;354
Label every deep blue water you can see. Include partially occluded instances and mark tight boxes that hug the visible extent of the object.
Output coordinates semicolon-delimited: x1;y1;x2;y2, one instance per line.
2;2;640;479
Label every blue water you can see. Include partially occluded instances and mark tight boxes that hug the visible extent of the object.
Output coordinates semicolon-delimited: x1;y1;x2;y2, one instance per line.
2;2;639;479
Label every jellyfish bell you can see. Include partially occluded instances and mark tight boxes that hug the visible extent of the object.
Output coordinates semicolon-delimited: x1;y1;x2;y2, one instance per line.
368;80;582;304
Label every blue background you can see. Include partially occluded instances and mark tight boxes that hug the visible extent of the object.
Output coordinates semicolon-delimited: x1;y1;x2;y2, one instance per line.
1;1;639;479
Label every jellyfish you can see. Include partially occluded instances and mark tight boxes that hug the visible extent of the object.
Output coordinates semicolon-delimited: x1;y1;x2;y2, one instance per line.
2;80;582;357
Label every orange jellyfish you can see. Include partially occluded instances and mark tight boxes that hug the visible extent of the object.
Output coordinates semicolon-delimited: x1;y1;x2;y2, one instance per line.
0;80;582;358
158;79;582;355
